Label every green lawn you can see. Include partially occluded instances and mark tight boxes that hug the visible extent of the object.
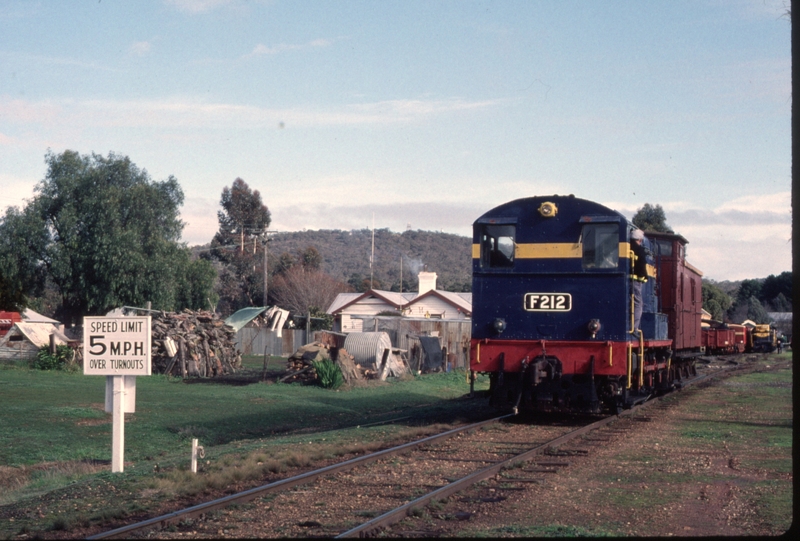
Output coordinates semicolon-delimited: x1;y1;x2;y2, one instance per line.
1;358;491;467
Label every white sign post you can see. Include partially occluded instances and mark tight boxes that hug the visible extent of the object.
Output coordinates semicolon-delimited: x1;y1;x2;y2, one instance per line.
83;316;151;473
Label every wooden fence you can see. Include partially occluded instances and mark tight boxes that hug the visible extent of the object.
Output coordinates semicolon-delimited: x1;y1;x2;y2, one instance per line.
352;317;472;369
234;328;308;357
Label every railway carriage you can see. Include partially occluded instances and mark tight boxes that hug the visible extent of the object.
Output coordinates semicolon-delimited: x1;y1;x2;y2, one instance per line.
702;324;746;354
468;195;703;414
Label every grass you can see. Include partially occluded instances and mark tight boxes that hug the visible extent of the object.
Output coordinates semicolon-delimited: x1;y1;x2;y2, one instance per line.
605;354;791;531
750;480;793;529
0;357;492;537
1;359;488;466
457;353;793;538
677;364;793;450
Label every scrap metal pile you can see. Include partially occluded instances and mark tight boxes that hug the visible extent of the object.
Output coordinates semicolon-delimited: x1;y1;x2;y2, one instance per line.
150;309;241;377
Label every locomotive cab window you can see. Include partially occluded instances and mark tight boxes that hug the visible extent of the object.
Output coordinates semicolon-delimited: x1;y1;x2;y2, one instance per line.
581;223;619;269
480;225;516;268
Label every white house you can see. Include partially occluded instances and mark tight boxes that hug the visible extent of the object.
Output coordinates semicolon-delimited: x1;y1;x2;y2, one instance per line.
327;271;472;333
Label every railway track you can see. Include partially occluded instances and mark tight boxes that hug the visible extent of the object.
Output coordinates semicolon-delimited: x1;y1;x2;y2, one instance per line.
88;361;737;539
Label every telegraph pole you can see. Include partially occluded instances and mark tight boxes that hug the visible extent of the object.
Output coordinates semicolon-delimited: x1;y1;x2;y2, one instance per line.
264;229;269;306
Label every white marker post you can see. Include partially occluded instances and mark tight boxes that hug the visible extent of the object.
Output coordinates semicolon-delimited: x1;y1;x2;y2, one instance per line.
83;316;151;473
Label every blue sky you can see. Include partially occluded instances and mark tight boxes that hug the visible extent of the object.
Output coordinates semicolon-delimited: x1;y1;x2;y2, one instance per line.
0;0;791;282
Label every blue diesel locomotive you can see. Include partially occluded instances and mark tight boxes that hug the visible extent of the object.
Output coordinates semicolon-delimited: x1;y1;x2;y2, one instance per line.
468;195;703;414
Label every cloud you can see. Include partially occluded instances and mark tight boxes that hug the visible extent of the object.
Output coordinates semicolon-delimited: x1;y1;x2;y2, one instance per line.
170;187;794;282
0;173;38;211
0;95;505;134
0;51;120;73
128;41;152;57
609;193;791;280
248;38;332;57
164;0;235;14
272;201;485;235
179;196;222;244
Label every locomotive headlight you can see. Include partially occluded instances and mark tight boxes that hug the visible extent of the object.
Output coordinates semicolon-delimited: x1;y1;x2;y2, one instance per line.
493;318;507;334
588;319;601;338
538;201;558;218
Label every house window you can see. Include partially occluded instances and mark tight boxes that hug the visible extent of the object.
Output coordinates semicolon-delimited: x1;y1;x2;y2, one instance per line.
581;223;619;269
480;225;516;268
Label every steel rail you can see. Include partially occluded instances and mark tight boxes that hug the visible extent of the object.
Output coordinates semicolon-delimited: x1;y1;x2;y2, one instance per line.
87;414;514;540
89;362;735;539
335;411;623;537
336;364;738;538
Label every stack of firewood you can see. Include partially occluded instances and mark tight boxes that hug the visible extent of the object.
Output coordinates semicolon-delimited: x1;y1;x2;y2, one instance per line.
281;342;361;384
150;309;241;377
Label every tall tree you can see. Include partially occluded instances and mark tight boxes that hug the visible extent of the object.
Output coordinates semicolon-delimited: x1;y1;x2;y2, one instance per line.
0;207;48;310
702;281;732;321
760;271;792;310
632;203;674;233
206;178;271;314
735;279;763;304
744;296;771;324
0;150;215;323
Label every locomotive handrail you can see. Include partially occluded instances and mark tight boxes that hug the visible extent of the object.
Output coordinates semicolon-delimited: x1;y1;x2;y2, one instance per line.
638;331;645;387
627;342;633;389
629;292;635;333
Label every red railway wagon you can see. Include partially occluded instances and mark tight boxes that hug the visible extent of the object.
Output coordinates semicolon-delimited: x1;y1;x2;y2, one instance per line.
726;323;748;353
702;327;744;354
646;232;704;356
0;311;22;338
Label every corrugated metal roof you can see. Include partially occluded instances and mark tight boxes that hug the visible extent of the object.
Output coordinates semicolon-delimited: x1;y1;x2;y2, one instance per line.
327;290;416;314
408;290;472;315
767;312;792;322
328;289;472;318
224;307;268;332
326;293;363;314
21;308;60;324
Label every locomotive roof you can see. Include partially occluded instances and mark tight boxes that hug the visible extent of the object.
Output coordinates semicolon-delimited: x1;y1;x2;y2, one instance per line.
474;195;628;226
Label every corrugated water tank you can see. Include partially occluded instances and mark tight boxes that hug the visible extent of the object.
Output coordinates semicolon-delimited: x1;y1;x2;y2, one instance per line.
343;332;392;367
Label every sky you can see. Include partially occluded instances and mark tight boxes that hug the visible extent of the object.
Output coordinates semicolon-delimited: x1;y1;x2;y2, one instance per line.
0;0;792;282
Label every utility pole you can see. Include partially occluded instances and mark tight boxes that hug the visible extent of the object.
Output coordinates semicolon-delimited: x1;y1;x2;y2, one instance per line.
262;231;269;307
370;213;375;289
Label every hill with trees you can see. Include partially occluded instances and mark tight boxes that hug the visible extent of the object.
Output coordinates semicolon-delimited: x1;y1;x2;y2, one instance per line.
265;228;473;294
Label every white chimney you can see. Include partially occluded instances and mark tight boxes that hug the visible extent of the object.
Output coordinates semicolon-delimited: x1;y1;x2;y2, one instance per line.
418;271;437;294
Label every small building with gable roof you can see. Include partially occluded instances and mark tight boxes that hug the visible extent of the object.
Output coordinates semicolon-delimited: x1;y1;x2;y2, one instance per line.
327;271;472;333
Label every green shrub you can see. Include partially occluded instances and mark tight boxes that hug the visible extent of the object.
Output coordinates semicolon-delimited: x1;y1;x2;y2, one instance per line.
312;359;344;390
33;345;75;370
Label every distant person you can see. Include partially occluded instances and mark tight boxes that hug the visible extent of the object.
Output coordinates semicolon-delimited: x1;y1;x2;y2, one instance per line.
630;229;648;333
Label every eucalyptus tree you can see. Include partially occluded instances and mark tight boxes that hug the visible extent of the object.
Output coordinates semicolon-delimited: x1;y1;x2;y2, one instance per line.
0;206;48;310
206;178;271;313
632;203;674;233
0;150;215;323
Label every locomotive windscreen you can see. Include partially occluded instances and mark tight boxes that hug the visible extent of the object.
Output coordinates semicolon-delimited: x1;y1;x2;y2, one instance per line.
581;223;619;269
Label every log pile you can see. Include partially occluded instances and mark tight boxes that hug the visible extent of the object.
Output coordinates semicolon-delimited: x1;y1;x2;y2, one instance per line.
282;342;362;384
150;309;241;377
